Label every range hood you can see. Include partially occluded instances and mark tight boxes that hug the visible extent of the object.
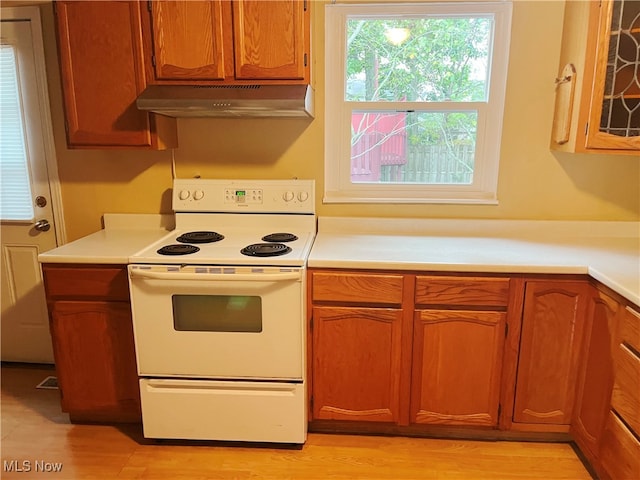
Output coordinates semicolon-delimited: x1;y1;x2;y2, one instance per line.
136;84;314;118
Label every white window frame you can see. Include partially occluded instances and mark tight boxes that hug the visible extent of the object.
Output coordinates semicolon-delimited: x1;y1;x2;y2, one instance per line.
324;2;512;204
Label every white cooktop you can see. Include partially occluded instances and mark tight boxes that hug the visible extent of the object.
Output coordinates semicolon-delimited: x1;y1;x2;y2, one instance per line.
129;179;316;266
129;215;316;266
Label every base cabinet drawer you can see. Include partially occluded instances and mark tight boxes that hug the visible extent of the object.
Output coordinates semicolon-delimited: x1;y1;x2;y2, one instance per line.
415;276;509;307
612;343;640;436
312;272;403;305
599;411;640;480
43;264;130;300
621;306;640;353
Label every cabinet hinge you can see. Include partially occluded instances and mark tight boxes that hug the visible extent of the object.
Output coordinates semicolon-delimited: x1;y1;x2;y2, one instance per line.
147;0;152;12
504;323;509;337
585;122;589;136
498;403;501;418
151;55;156;68
310;395;314;412
304;53;308;67
309;316;313;330
304;0;308;11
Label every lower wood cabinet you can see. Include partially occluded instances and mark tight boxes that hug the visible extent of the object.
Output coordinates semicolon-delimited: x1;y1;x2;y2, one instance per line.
571;288;620;462
599;304;640;480
410;309;505;427
42;264;141;423
310;270;407;423
49;301;140;422
309;270;509;430
511;280;589;430
309;268;640;475
312;306;404;423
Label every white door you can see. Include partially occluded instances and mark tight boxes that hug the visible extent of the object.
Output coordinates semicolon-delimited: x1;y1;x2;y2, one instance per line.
1;7;63;363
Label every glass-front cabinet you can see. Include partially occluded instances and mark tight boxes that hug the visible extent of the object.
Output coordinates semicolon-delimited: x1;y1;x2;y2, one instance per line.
551;0;639;154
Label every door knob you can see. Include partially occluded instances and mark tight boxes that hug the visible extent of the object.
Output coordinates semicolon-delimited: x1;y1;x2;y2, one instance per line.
34;220;51;232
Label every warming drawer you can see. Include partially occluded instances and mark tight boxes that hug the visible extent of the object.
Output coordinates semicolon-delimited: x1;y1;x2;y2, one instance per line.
139;379;306;443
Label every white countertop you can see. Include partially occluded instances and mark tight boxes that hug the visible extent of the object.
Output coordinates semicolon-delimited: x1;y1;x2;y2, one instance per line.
38;214;175;264
309;217;640;307
38;214;640;306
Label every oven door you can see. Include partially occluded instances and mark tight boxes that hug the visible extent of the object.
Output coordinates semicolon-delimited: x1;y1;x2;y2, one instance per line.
128;265;305;380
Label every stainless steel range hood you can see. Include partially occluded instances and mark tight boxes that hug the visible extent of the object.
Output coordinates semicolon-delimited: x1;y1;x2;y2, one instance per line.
136;84;314;118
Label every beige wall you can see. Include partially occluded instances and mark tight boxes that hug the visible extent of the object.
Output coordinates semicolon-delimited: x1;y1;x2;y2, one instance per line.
35;1;640;242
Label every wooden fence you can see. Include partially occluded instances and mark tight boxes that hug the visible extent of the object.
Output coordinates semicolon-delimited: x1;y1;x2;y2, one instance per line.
379;144;475;184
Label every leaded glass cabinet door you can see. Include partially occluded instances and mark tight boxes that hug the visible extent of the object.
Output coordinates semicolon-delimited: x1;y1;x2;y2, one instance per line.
587;0;640;151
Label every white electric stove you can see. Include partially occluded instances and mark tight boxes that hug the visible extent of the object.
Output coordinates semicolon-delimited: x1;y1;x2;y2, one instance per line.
128;178;315;444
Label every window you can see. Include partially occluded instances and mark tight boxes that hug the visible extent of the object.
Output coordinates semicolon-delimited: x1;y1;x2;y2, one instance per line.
324;2;512;204
0;43;34;220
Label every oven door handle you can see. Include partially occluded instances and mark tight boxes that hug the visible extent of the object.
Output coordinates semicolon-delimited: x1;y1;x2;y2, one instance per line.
129;269;302;282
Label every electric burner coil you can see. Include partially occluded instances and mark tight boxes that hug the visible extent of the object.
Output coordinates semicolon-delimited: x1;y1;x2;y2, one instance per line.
240;243;292;257
176;231;224;244
262;233;298;243
157;244;200;255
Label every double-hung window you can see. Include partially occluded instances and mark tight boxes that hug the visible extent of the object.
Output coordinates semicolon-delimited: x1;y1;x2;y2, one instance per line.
324;2;512;204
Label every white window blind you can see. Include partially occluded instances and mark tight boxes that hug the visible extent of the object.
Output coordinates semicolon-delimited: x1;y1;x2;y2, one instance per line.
0;44;34;221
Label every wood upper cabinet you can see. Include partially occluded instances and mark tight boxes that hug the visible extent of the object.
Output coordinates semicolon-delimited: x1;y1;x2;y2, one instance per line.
146;0;232;81
512;280;590;428
42;264;141;423
54;1;177;149
551;0;639;154
410;309;505;427
143;0;310;84
232;0;308;81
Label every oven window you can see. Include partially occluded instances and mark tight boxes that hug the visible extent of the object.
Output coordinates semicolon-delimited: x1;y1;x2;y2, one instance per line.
172;295;262;332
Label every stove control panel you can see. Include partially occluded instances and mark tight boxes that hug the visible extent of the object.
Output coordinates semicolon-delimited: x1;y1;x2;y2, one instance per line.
225;189;263;204
173;179;315;214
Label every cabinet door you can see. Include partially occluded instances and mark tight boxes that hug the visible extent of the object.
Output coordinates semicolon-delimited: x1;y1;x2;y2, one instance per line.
586;0;640;151
312;306;403;423
147;0;233;81
49;301;141;422
410;310;505;427
55;1;175;148
571;289;619;460
232;0;309;81
513;281;589;426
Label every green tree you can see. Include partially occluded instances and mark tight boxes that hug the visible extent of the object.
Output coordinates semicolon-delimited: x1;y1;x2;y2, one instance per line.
347;16;491;182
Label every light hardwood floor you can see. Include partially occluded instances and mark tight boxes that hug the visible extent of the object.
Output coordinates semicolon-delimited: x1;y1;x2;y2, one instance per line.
1;364;593;480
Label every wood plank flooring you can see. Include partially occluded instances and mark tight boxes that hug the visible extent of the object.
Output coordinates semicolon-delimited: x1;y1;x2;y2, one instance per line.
1;364;593;479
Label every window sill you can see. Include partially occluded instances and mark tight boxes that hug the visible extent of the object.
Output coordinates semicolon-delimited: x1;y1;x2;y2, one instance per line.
323;193;499;205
